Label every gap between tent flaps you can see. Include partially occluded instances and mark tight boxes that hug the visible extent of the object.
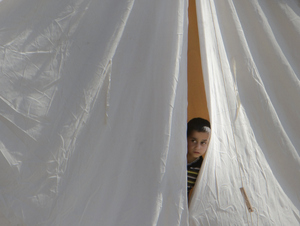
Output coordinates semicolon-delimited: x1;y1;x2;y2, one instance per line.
186;0;210;205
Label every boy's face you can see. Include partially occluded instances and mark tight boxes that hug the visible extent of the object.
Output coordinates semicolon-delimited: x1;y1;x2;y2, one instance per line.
187;130;210;163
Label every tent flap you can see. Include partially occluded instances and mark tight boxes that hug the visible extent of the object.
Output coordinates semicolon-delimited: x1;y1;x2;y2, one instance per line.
189;0;300;225
0;0;189;225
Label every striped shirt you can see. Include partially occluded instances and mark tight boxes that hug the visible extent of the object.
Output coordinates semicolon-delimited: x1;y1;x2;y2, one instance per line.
187;156;203;197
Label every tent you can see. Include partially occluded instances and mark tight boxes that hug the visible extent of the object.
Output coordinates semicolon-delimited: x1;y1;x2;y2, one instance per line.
0;0;299;225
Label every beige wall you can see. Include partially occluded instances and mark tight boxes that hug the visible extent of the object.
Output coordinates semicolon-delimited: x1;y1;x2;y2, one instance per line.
187;0;209;122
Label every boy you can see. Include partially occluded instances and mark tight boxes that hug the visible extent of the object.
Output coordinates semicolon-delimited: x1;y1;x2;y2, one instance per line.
187;117;211;199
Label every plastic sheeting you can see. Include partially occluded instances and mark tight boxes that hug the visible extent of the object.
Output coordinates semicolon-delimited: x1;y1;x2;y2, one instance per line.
189;0;300;225
0;0;300;226
0;0;189;225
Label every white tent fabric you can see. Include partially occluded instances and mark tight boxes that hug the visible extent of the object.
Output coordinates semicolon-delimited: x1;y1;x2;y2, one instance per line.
0;0;300;225
0;0;189;225
189;0;300;225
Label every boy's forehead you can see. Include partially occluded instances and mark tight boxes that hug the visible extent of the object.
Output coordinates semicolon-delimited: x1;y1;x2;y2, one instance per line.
189;130;210;138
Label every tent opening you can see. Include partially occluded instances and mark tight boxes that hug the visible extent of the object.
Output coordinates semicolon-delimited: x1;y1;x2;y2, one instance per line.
187;0;209;122
186;0;210;203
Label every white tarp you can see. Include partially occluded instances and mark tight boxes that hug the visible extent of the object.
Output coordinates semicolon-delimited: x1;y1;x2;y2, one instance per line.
0;0;189;225
0;0;300;225
189;0;300;225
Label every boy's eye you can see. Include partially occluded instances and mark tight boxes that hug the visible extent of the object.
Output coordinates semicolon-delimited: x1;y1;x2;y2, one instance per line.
201;141;206;145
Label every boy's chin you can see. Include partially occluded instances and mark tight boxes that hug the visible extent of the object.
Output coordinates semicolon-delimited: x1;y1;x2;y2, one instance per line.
193;154;201;159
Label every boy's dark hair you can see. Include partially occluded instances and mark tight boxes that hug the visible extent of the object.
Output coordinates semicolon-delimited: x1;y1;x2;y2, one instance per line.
187;118;211;137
